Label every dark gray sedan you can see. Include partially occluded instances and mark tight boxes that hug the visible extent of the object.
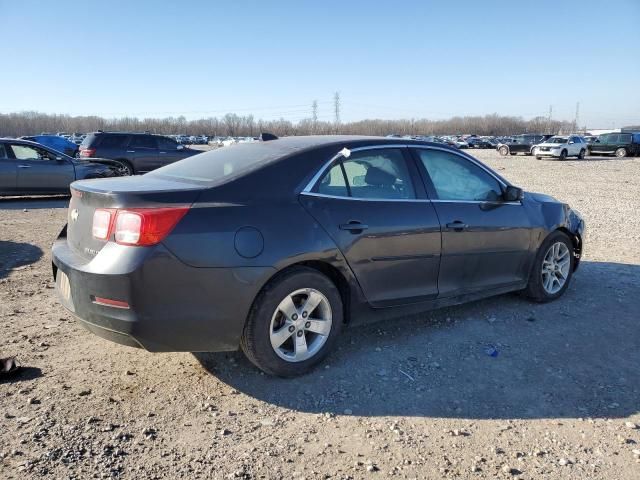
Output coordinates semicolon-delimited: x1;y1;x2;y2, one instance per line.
0;138;117;196
52;136;585;377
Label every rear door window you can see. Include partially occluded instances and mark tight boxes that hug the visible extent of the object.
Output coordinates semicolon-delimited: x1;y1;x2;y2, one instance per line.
129;135;157;149
98;134;130;148
316;163;349;197
314;149;416;200
607;134;619;144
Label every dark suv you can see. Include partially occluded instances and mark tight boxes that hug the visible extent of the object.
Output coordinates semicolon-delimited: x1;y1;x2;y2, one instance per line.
588;132;640;157
79;132;200;175
497;134;553;156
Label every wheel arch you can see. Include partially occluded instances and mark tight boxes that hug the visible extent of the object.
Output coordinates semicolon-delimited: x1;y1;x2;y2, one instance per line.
555;227;582;270
251;259;359;325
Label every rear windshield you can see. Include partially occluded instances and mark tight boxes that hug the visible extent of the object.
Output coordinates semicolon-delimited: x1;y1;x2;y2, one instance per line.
148;142;294;185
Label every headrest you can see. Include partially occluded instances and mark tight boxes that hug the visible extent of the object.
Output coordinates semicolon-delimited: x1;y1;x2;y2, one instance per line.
365;166;396;187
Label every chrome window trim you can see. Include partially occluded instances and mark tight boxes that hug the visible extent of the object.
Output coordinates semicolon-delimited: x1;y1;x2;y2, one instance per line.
300;191;521;206
301;144;411;194
299;191;432;203
301;143;521;204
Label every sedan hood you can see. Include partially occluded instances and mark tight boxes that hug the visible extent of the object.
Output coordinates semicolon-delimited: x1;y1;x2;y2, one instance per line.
536;142;565;148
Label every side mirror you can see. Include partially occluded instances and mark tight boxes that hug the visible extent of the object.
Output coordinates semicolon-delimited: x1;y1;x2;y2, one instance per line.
568;141;574;144
503;185;523;202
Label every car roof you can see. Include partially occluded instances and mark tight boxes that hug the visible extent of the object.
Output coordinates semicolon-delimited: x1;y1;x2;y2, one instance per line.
227;135;461;156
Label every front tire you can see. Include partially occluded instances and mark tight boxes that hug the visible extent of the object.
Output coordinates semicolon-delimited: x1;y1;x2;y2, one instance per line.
499;146;509;156
559;149;568;161
241;267;343;377
578;149;586;159
525;231;575;302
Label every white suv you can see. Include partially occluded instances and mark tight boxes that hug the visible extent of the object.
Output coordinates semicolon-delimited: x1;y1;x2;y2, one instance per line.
533;135;588;160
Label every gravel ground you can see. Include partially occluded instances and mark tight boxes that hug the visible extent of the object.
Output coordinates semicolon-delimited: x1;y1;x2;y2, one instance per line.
1;149;639;479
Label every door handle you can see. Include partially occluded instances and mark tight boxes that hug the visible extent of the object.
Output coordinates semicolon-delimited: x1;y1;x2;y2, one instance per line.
126;150;135;153
339;221;368;233
446;221;468;231
18;165;32;168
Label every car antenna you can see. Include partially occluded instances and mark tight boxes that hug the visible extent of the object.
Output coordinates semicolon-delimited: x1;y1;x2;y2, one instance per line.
260;132;278;141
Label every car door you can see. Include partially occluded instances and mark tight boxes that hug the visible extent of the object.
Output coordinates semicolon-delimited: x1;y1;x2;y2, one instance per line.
299;146;442;307
127;135;159;173
156;136;185;166
604;134;619;154
412;147;532;297
0;143;18;194
8;143;75;194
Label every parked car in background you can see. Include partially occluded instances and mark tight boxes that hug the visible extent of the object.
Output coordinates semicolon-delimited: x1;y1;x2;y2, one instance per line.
468;137;496;149
0;138;117;196
588;132;640;157
52;135;584;377
79;132;201;175
20;134;80;157
533;135;587;160
69;133;85;144
454;138;469;149
497;134;552;156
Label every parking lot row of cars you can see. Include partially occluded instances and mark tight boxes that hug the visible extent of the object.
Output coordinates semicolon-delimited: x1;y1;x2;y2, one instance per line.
2;129;639;197
389;131;640;159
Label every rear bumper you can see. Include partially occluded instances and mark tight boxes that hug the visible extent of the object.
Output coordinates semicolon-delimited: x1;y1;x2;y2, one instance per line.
52;233;275;352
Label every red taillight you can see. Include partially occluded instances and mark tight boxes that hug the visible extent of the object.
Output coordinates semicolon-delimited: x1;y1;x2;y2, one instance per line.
80;147;96;157
114;208;189;246
92;209;115;240
90;207;188;246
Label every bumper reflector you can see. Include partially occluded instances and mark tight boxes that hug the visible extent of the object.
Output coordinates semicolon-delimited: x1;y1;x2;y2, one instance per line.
92;296;130;309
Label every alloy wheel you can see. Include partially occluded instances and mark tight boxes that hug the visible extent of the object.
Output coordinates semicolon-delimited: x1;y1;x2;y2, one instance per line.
115;162;133;176
541;242;571;294
269;288;332;362
615;148;627;158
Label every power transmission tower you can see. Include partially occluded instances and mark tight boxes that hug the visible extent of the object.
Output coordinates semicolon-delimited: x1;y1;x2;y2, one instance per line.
547;105;553;134
333;92;341;132
312;100;318;134
574;102;580;133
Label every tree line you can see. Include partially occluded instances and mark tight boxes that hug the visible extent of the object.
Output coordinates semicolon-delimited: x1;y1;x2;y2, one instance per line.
0;111;578;138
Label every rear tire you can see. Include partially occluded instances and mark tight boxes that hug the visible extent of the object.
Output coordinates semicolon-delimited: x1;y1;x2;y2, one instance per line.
240;267;343;377
499;146;509;156
535;156;542;160
615;147;627;158
578;149;586;159
525;231;575;303
112;160;134;176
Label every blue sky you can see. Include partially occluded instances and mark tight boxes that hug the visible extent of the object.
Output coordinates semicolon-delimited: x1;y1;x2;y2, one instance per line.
1;0;639;127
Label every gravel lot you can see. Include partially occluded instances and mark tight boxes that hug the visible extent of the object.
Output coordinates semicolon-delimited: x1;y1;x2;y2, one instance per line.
1;149;639;479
